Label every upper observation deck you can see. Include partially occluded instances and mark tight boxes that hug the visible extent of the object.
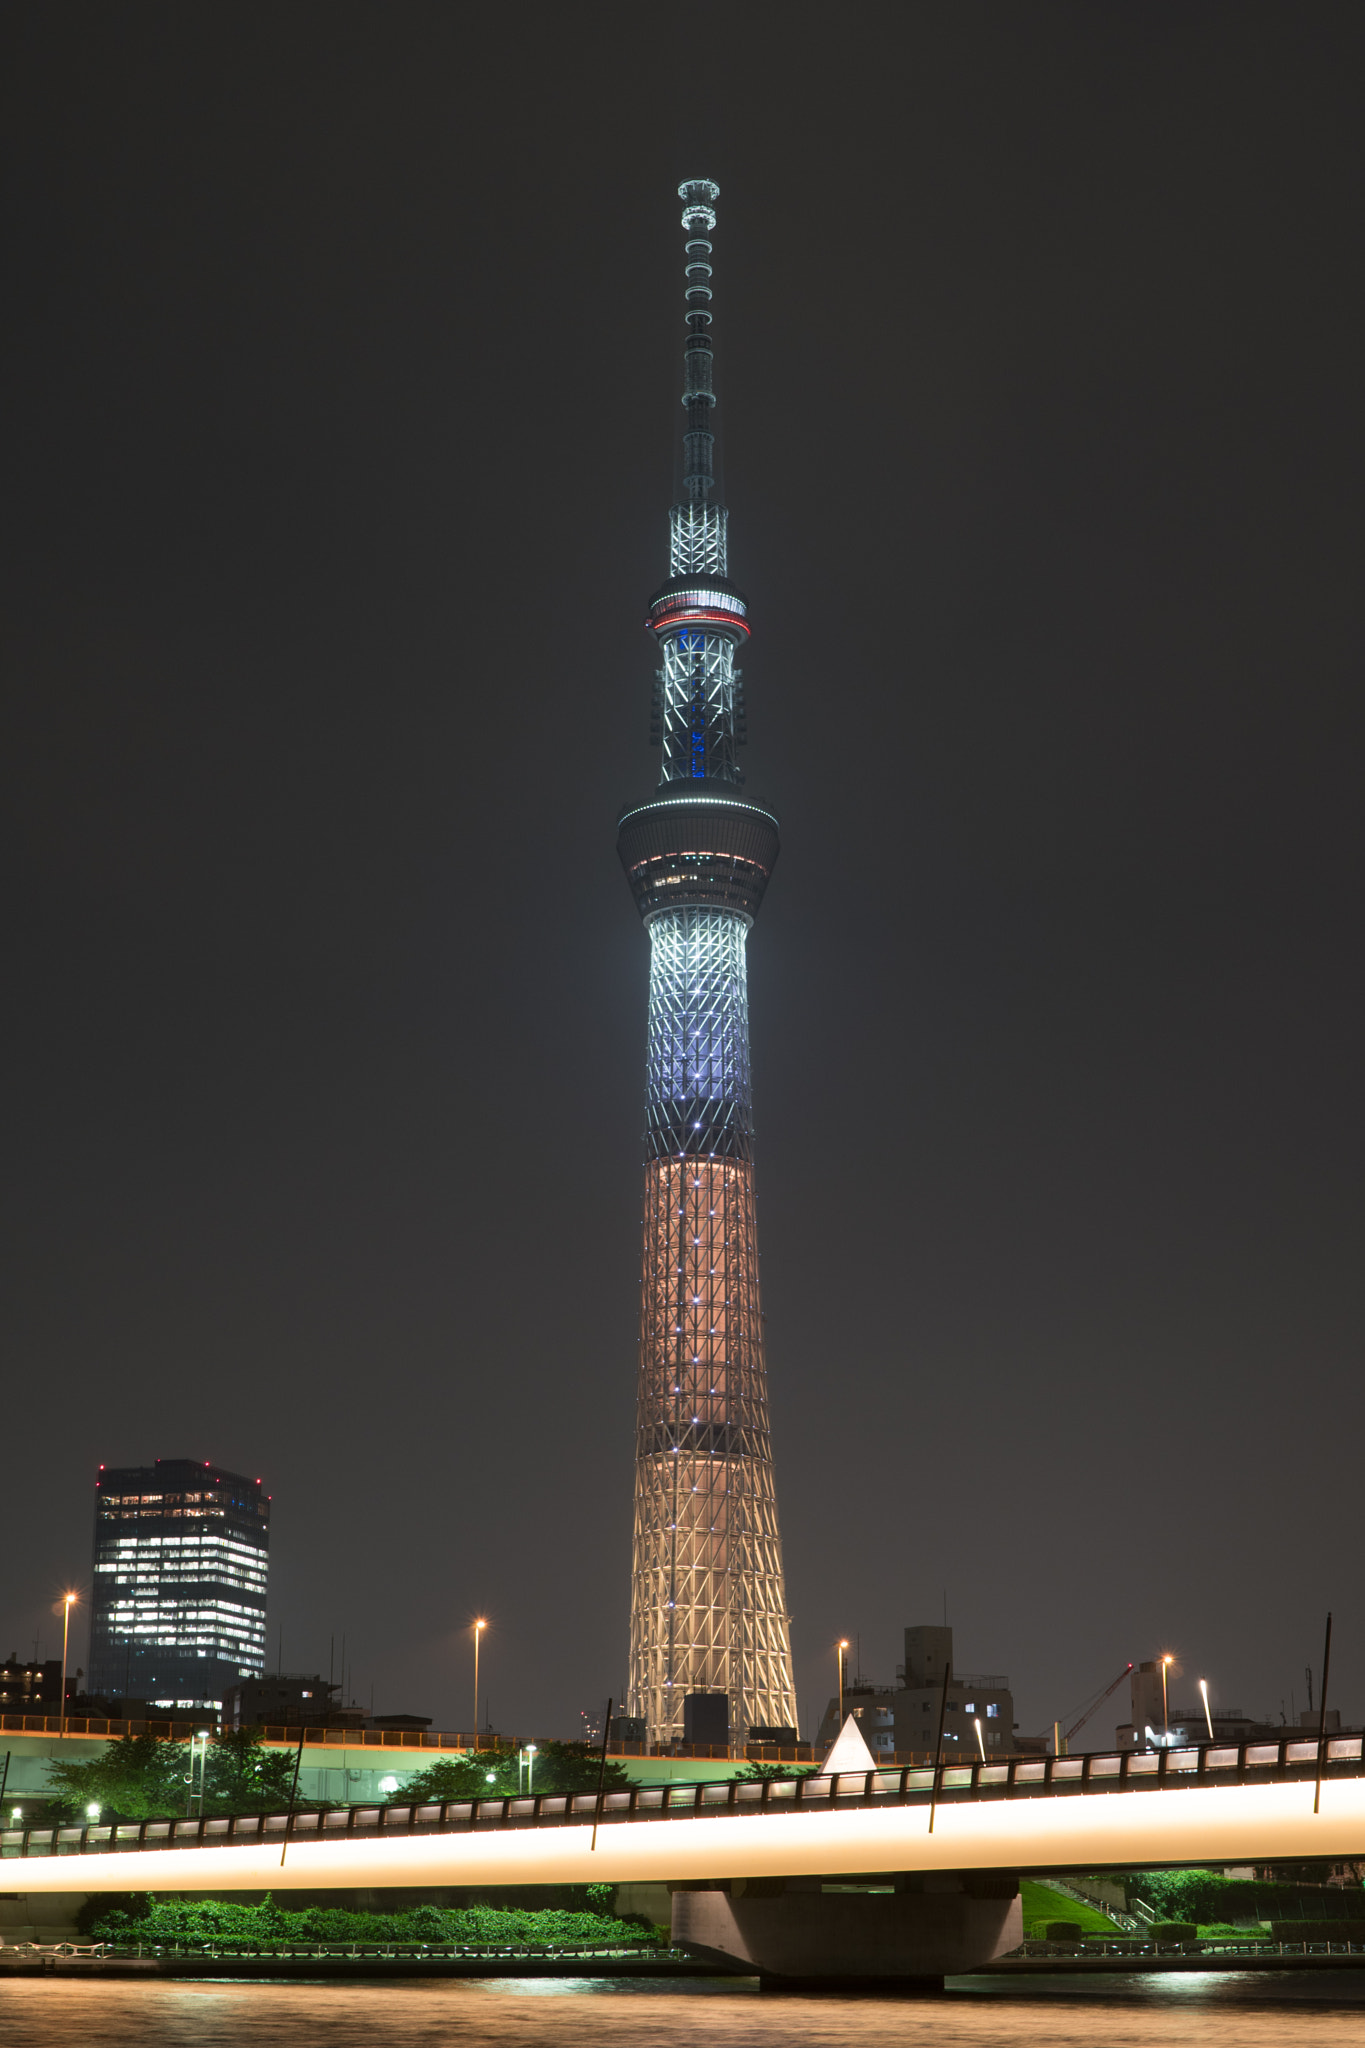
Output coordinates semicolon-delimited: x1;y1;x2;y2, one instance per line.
647;576;750;642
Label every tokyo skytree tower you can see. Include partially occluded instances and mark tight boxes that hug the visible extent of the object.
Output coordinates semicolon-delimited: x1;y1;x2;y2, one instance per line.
618;179;797;1751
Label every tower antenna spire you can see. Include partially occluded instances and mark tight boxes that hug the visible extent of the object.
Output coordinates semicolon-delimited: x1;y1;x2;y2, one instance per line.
640;181;751;785
678;179;720;511
668;179;729;593
616;179;795;1757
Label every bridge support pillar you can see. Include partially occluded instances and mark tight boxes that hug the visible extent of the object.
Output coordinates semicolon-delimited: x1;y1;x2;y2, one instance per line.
670;1874;1021;1989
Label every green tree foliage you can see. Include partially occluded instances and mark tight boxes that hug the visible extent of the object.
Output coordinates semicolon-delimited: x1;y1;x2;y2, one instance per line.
391;1740;630;1805
45;1734;192;1821
737;1761;818;1782
1128;1868;1365;1925
204;1729;302;1812
82;1893;660;1950
46;1729;305;1822
384;1750;521;1803
519;1741;631;1795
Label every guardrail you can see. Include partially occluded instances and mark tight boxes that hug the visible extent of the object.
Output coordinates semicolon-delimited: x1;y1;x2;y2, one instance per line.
0;1715;813;1764
0;1943;114;1958
1013;1937;1365;1959
5;1734;1362;1862
1;1938;666;1961
0;1715;482;1748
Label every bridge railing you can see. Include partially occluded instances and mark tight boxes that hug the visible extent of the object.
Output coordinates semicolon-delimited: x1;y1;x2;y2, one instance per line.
1011;1936;1365;1959
4;1734;1361;1861
0;1937;675;1961
0;1715;809;1764
0;1714;483;1748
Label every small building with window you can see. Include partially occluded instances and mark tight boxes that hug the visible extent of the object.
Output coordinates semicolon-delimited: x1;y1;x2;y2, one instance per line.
818;1624;1016;1760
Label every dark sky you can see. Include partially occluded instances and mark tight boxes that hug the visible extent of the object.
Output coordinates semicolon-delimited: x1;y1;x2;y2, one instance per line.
3;2;1362;1747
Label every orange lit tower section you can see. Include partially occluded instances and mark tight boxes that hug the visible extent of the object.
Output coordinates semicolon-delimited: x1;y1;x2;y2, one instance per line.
617;181;796;1751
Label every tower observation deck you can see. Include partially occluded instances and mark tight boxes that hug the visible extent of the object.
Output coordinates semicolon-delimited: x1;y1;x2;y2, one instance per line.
618;180;796;1752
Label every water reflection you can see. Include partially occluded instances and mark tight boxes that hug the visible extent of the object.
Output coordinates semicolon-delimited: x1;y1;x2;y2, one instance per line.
1;1975;1363;2048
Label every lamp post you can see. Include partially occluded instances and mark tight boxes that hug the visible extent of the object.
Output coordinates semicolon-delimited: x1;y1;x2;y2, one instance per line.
521;1744;537;1794
1161;1655;1173;1744
974;1716;986;1762
1198;1679;1214;1741
473;1621;487;1751
837;1640;849;1728
185;1731;210;1817
58;1594;77;1736
196;1730;210;1815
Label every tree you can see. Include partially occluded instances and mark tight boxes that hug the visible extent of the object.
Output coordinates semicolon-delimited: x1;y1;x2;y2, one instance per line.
204;1729;302;1813
46;1730;312;1822
389;1750;521;1804
390;1740;630;1805
736;1761;818;1782
520;1742;631;1795
45;1734;190;1821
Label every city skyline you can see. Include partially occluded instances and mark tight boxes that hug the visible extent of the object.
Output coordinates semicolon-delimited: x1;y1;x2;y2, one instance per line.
3;9;1361;1743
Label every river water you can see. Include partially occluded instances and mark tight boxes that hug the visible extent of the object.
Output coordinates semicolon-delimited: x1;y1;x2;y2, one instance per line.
3;1974;1364;2046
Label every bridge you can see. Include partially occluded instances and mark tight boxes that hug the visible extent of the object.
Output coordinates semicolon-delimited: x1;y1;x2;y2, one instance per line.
10;1736;1361;1981
8;1732;1362;1877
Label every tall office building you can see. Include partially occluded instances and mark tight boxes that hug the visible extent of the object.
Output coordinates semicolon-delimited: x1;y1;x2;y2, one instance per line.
88;1459;270;1710
617;181;797;1748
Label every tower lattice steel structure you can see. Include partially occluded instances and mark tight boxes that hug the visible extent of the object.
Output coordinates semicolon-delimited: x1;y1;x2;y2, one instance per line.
618;179;796;1751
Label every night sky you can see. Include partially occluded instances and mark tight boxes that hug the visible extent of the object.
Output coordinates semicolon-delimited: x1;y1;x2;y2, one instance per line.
4;4;1362;1748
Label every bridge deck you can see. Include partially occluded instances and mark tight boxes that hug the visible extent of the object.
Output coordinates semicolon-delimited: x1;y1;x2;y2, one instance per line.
8;1737;1364;1892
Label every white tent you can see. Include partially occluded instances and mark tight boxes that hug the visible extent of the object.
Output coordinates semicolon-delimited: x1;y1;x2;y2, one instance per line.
820;1713;879;1773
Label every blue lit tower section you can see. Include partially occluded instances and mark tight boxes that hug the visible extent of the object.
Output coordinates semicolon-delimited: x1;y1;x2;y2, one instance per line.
618;181;797;1751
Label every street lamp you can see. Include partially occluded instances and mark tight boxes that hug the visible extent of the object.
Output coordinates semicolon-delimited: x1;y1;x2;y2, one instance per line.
1161;1655;1174;1744
186;1730;210;1816
86;1802;101;1821
473;1621;487;1751
1198;1678;1214;1742
59;1594;77;1736
521;1744;538;1795
974;1716;986;1762
837;1640;849;1728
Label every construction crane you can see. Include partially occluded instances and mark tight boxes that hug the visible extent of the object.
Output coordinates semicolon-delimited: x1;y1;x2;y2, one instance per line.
1056;1663;1134;1753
